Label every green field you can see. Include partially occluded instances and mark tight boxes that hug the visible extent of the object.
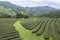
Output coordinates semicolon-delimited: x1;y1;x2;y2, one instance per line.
14;21;44;40
0;17;60;40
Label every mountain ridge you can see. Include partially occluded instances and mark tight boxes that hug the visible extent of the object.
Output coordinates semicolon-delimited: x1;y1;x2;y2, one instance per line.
0;1;58;16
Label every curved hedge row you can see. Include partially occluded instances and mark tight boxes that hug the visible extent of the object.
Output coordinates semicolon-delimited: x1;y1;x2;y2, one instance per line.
0;19;21;40
21;17;60;40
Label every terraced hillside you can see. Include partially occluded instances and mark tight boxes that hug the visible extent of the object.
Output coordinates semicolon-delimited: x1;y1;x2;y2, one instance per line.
0;18;60;40
0;19;21;40
21;18;60;40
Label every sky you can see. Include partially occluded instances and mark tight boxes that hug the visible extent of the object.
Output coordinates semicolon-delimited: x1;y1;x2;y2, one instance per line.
0;0;60;9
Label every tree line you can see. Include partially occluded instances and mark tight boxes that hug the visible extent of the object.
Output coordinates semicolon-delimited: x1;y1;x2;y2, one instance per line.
0;6;30;18
0;6;60;18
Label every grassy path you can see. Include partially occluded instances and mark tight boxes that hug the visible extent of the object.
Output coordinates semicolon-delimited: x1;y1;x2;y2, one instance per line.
13;21;44;40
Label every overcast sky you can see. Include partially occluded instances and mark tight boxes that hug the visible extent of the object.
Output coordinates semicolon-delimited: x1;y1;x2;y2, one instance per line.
0;0;60;9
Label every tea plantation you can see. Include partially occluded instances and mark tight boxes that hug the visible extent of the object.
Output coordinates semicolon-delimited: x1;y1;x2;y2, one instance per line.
0;17;60;40
0;18;21;40
20;17;60;40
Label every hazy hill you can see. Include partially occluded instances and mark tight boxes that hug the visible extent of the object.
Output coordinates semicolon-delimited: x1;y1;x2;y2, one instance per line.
0;1;23;12
0;1;58;17
24;6;56;16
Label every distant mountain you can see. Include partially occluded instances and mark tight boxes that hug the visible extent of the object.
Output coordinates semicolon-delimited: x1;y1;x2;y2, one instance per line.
0;1;23;12
24;6;56;16
0;1;57;16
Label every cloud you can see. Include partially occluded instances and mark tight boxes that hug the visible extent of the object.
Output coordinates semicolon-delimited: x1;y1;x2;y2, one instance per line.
8;0;48;7
0;0;60;9
47;0;60;9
